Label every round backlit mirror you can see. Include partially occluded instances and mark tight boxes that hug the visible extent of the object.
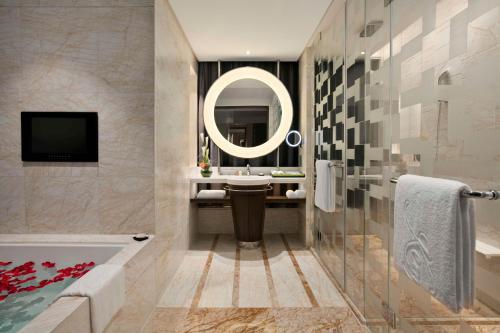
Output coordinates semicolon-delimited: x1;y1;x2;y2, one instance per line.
285;130;302;148
204;67;293;159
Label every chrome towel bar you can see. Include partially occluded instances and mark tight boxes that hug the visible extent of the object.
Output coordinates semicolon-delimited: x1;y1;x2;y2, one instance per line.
328;161;344;168
390;177;499;200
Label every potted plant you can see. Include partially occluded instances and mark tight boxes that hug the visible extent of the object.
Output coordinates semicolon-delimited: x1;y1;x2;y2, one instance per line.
199;136;212;177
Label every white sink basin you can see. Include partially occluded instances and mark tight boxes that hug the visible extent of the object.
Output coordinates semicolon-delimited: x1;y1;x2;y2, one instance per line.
226;175;271;186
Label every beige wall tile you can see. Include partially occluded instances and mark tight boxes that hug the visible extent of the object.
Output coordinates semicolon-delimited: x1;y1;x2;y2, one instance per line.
25;176;100;233
98;93;154;177
99;176;154;234
0;1;154;235
154;0;198;292
0;176;26;233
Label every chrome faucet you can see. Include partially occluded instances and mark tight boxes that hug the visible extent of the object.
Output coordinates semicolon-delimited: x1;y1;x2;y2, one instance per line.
246;163;251;176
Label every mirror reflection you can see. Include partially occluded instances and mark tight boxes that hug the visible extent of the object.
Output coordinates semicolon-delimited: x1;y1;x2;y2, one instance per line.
215;79;282;148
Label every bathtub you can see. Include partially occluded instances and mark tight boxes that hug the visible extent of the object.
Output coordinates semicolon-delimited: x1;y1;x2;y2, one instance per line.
0;234;155;333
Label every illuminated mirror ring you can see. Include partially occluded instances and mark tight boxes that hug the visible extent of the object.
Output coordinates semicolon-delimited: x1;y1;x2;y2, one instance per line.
203;67;293;159
285;130;302;148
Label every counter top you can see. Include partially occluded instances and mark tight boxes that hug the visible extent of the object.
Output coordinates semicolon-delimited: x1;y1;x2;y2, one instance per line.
190;174;306;184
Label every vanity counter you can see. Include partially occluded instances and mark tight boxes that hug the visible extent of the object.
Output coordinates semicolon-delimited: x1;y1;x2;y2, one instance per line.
189;174;306;184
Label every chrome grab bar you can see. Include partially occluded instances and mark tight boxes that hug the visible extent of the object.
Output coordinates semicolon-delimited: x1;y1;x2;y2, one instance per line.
328;160;344;168
390;177;499;200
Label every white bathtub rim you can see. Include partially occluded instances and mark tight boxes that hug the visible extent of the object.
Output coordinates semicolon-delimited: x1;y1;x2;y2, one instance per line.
4;234;155;333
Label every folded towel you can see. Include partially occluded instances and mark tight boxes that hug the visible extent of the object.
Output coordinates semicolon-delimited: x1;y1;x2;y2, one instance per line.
197;190;226;199
59;264;125;333
294;190;306;199
286;190;296;199
314;160;335;212
394;174;475;312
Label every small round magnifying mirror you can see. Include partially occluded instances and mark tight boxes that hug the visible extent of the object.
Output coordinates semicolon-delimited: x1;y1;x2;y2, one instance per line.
285;130;302;148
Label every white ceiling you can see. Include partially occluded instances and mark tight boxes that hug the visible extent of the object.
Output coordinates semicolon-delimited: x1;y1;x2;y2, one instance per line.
168;0;333;61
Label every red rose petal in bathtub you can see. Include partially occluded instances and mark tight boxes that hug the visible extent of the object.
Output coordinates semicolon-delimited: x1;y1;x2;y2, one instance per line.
57;268;72;276
41;261;56;268
72;269;90;279
74;264;85;271
7;286;18;294
38;279;52;287
0;261;12;266
24;286;37;292
0;294;6;301
52;275;65;282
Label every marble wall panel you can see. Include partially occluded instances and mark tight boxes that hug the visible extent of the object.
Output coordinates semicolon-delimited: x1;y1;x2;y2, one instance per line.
0;93;23;177
0;0;154;234
154;0;198;295
0;7;21;93
0;177;26;233
0;0;154;6
104;262;156;333
95;7;154;94
98;93;154;177
24;176;100;233
99;176;154;234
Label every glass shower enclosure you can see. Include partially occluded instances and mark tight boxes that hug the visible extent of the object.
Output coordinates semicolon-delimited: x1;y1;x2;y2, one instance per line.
311;0;500;332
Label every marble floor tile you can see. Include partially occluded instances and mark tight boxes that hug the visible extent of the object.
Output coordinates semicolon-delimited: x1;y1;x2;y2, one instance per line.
180;308;278;333
264;234;312;307
198;235;236;308
284;236;346;308
151;308;189;333
273;307;365;333
239;247;272;308
158;235;215;307
152;233;367;332
149;307;367;333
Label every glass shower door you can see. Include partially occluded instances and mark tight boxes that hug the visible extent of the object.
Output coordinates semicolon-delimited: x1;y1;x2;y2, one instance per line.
388;0;500;331
313;0;347;289
344;0;368;316
363;0;392;332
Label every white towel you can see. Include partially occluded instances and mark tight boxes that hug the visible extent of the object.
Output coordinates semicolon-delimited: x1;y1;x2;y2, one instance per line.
286;190;296;199
314;160;335;212
59;264;125;333
394;174;475;312
294;190;306;199
197;190;226;199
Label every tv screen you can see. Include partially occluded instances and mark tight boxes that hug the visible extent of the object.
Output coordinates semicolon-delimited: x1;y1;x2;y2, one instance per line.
21;112;98;162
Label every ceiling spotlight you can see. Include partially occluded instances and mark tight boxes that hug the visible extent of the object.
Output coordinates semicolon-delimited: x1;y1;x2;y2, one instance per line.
245;50;251;55
361;51;365;55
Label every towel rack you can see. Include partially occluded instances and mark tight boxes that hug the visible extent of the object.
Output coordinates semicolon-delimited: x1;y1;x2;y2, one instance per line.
390;177;499;200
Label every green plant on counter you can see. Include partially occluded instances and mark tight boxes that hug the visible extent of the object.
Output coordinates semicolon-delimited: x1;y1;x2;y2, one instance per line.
199;135;212;177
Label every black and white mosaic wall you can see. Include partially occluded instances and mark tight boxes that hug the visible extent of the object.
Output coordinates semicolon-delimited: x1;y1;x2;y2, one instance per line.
314;59;366;175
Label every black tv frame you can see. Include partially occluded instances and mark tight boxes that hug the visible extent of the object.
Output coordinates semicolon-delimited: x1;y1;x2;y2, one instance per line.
21;112;98;162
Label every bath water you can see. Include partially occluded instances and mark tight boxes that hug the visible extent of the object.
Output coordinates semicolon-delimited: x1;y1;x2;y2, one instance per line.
0;261;93;333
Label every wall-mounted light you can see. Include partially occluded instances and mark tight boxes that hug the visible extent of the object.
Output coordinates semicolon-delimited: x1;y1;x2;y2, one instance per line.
245;50;251;55
203;67;293;159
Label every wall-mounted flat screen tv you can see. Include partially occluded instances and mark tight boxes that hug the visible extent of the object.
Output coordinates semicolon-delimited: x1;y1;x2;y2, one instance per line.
21;112;98;162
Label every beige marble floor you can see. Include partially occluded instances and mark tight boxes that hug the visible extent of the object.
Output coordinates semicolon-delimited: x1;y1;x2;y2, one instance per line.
151;234;367;332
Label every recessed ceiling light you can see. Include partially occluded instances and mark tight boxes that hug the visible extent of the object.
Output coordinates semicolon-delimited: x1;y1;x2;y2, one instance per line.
360;51;365;55
245;50;251;55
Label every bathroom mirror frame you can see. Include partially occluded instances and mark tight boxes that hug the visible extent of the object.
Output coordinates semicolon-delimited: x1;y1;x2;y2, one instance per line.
203;67;293;159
